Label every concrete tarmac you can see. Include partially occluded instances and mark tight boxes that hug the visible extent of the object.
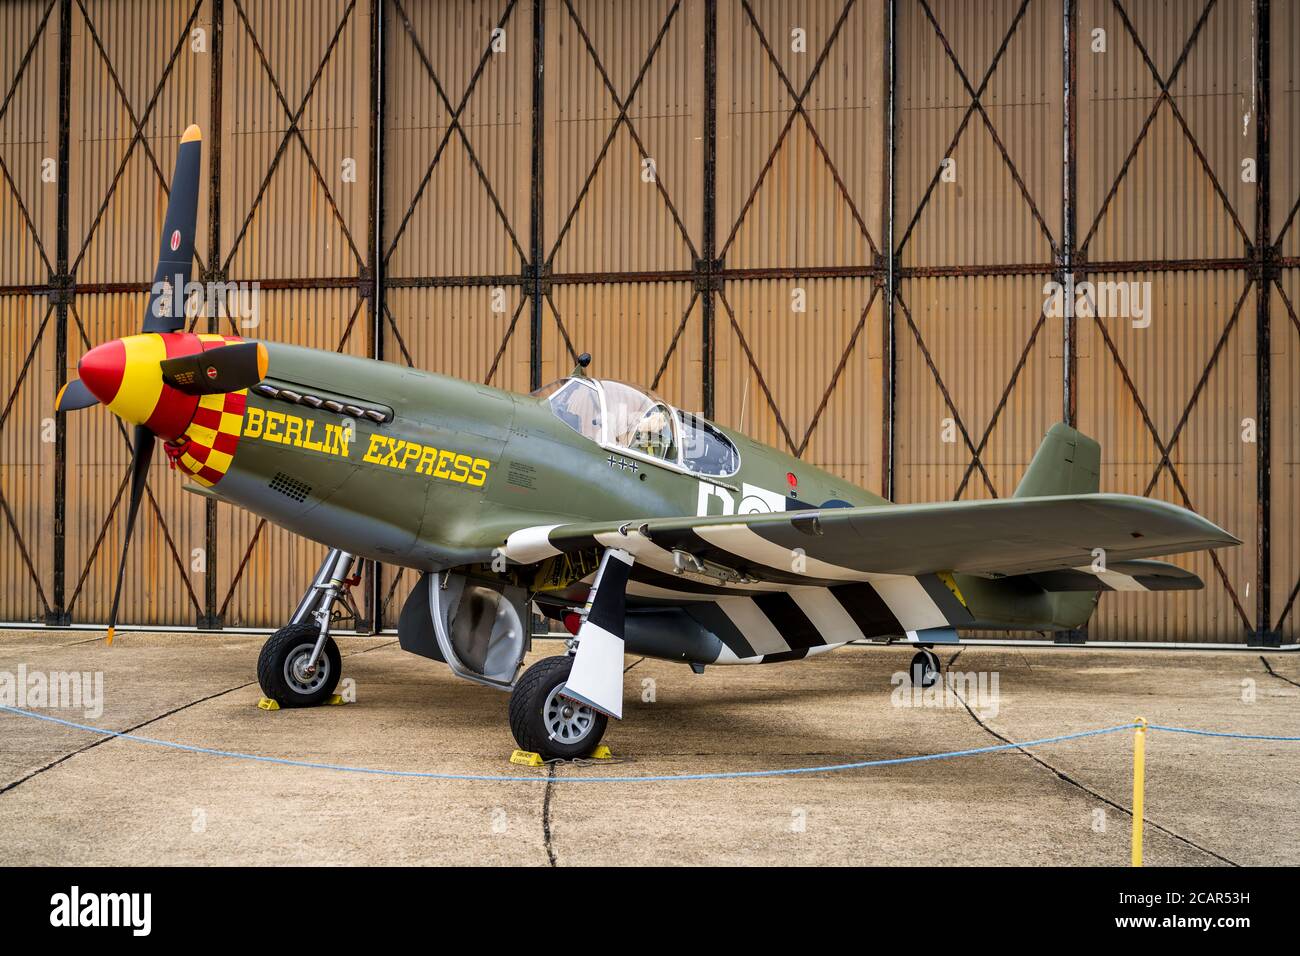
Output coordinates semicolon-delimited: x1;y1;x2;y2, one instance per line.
0;630;1296;866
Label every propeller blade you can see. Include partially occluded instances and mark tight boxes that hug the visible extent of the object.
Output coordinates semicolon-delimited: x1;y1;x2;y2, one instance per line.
106;424;155;646
142;125;202;334
160;341;268;395
55;378;101;413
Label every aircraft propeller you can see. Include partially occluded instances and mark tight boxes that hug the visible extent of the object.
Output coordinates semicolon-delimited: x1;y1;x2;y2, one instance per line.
53;125;267;644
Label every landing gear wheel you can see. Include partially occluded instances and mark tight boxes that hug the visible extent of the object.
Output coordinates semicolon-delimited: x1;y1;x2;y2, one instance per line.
509;655;608;760
910;648;941;688
257;621;342;707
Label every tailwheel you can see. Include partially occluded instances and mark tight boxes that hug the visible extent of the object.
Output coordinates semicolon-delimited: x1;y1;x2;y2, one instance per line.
257;621;341;707
508;655;608;760
910;648;941;689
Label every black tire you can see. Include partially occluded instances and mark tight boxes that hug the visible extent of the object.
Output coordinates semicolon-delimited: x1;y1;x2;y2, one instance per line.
257;621;342;707
508;655;608;760
910;649;939;689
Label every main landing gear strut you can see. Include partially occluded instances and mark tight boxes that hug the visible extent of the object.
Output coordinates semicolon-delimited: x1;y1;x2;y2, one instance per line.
508;547;633;760
257;549;361;707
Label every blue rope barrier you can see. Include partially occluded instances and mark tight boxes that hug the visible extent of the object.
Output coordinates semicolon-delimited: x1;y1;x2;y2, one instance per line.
0;704;1135;783
1146;724;1300;742
0;704;1295;783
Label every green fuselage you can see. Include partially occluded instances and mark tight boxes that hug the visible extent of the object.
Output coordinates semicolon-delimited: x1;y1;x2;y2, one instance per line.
216;343;879;564
204;343;1089;632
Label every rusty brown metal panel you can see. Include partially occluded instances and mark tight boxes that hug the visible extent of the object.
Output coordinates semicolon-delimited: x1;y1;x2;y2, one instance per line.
1076;271;1256;643
63;293;206;625
386;285;532;392
69;0;211;286
0;2;60;623
217;508;333;628
715;0;883;270
712;277;882;491
0;0;59;291
239;290;370;356
379;565;423;626
1273;271;1298;641
895;0;1062;269
384;0;531;281
538;281;702;408
218;510;332;628
1076;0;1253;264
2;0;1286;646
1277;0;1299;260
543;0;703;276
0;296;57;623
215;287;366;627
892;275;1057;504
219;0;369;282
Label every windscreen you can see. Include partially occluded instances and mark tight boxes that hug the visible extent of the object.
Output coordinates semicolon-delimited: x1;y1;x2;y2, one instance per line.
675;409;740;476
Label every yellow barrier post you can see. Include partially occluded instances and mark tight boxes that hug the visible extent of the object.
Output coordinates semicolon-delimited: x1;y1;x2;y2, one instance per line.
1131;717;1147;867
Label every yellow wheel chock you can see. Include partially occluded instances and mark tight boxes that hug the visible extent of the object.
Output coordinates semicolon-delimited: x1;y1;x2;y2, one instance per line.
258;695;347;710
509;745;615;766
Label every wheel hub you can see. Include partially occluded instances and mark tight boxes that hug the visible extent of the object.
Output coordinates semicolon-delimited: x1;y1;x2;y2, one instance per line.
544;686;594;744
285;643;330;694
911;649;940;688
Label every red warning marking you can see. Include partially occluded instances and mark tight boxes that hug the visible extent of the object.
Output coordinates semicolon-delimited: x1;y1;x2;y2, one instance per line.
169;230;181;251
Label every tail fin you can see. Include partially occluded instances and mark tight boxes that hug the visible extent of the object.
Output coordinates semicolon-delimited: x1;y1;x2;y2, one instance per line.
1014;423;1103;630
1014;423;1100;498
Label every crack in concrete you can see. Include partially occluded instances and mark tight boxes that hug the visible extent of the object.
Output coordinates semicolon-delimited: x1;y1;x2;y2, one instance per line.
541;762;558;867
1260;655;1300;690
943;650;1238;866
0;681;258;797
62;635;118;647
0;639;399;797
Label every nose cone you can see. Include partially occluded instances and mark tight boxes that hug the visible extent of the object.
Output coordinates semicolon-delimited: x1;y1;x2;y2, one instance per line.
77;333;198;439
78;339;128;406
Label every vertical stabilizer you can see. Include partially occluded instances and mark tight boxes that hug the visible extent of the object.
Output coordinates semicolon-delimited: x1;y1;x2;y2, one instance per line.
1014;423;1100;498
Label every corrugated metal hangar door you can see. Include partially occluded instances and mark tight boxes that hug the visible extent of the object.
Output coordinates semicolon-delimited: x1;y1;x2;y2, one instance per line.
1;0;1296;646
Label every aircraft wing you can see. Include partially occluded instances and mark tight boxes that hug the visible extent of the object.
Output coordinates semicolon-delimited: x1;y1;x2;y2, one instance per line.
503;493;1239;581
521;492;1239;713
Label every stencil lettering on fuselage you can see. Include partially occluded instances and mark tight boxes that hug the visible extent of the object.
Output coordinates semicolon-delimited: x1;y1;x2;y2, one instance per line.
697;482;786;517
244;407;491;488
362;434;490;487
245;407;351;459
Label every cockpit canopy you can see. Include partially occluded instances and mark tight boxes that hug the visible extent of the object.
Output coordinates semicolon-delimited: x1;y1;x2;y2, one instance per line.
543;377;740;477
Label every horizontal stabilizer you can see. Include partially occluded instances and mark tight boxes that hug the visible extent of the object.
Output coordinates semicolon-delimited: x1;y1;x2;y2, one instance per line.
1025;560;1203;593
